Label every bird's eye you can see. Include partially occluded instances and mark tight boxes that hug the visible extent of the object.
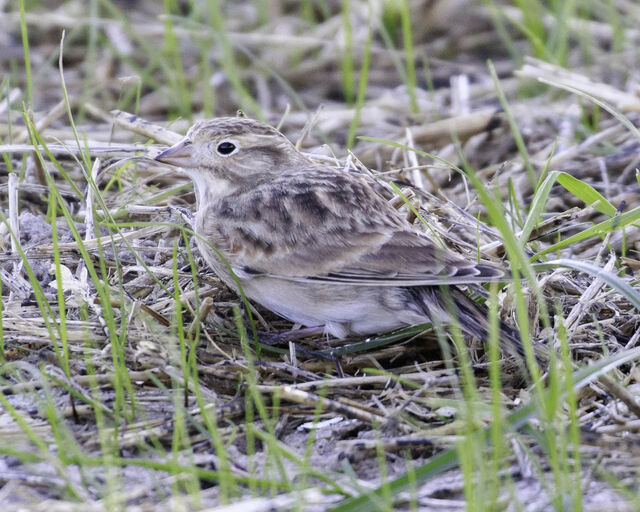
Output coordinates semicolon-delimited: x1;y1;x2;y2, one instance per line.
216;141;237;156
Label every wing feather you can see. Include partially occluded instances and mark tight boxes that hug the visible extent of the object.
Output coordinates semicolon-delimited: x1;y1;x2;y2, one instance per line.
204;169;506;286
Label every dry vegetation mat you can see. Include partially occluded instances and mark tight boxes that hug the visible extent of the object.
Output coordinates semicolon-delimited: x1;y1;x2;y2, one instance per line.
1;1;640;510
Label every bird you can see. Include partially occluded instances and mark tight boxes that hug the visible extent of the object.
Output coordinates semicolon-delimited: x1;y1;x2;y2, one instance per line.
154;117;524;357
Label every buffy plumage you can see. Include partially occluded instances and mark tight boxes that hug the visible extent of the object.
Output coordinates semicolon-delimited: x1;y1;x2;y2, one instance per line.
155;117;522;353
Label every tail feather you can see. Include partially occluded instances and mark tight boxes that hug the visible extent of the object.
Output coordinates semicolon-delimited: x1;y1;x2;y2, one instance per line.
415;286;547;364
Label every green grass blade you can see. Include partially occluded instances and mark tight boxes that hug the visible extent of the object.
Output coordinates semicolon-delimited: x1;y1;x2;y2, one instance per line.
400;0;418;113
341;0;355;105
521;170;617;245
532;205;640;260
18;0;32;106
207;0;264;119
488;60;537;188
556;172;617;216
330;345;640;511
346;7;372;149
519;170;560;245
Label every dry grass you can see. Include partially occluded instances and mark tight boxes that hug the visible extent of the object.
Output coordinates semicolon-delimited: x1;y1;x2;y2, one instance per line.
1;1;640;510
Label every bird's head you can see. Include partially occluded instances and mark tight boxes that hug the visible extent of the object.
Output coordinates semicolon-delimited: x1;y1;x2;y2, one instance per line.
155;117;307;193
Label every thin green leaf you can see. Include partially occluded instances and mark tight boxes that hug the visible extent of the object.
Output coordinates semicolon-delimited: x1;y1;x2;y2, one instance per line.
330;346;640;512
521;170;561;245
521;170;617;245
556;172;617;216
346;6;372;149
488;60;537;188
341;0;355;105
532;205;640;260
399;0;418;113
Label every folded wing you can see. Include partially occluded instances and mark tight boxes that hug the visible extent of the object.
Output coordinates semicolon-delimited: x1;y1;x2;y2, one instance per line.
206;169;507;286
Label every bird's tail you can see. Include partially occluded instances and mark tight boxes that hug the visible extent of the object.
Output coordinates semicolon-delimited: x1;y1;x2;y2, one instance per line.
419;286;547;365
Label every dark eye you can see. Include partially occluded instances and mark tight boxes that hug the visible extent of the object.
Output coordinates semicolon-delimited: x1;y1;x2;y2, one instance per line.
216;141;236;155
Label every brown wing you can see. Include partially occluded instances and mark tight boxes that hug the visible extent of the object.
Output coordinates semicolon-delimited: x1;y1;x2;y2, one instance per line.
202;168;505;286
312;230;505;286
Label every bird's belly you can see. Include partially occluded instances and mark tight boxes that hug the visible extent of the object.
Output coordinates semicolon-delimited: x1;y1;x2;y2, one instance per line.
194;237;428;337
240;277;426;338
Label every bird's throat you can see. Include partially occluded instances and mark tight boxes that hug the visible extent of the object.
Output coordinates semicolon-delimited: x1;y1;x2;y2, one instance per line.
190;172;236;210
